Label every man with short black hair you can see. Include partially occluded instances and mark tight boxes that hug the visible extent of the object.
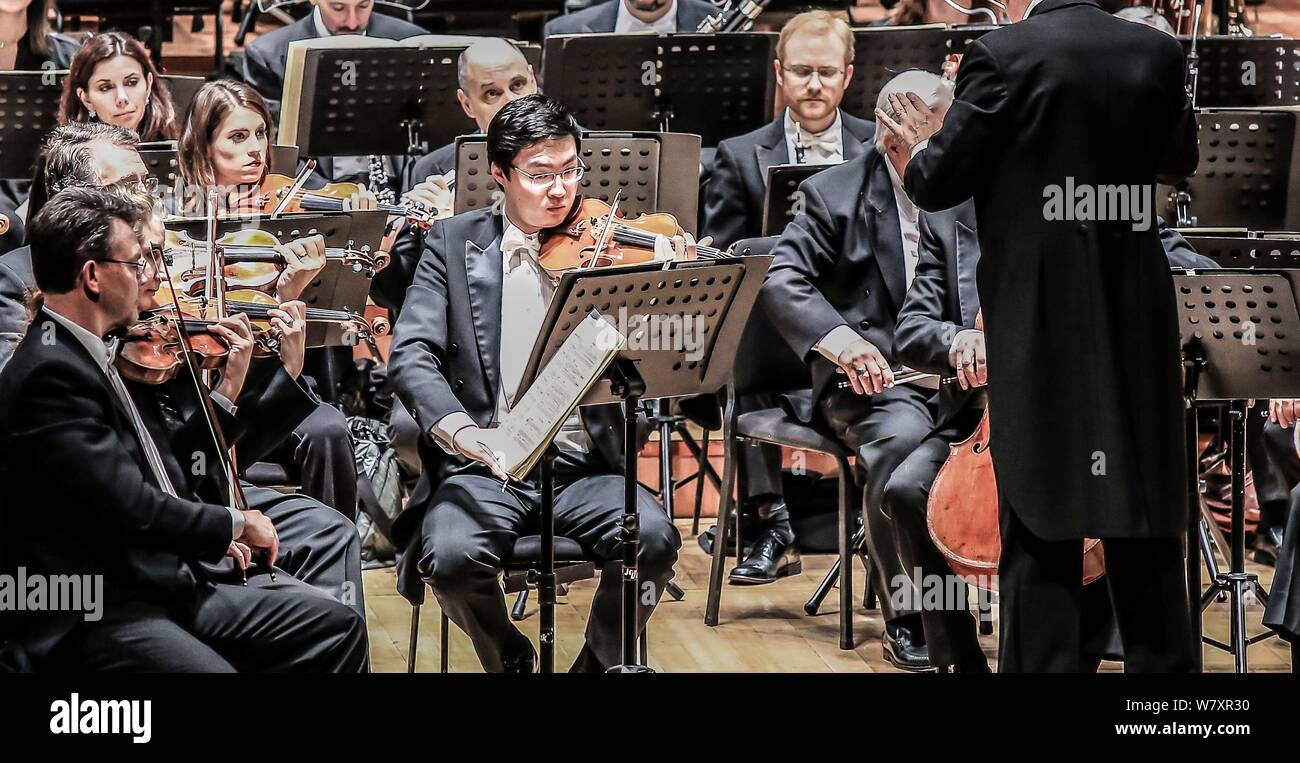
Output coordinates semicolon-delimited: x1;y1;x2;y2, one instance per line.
389;93;682;673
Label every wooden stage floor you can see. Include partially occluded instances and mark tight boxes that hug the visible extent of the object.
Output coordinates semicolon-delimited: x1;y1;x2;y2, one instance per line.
363;519;1294;673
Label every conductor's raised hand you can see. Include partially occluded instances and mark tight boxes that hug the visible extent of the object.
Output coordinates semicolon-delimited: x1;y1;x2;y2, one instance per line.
874;92;942;156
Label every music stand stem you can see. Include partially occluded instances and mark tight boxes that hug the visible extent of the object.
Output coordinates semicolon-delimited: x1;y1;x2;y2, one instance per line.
607;357;652;673
537;449;558;673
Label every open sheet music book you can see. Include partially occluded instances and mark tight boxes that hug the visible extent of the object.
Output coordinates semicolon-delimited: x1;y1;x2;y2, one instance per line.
477;312;626;481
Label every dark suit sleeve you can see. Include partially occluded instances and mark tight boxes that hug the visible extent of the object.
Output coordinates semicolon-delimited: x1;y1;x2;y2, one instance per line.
0;260;30;373
228;363;322;463
240;41;283;123
904;39;1009;212
894;214;961;375
701;139;750;249
759;180;854;360
10;361;233;560
388;221;467;433
1159;223;1216;269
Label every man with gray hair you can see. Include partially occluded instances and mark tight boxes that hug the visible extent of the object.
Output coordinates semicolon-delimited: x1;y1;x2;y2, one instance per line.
756;68;964;672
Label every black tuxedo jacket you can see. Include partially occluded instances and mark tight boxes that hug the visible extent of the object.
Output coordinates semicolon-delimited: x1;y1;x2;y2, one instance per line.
759;145;909;423
0;246;34;373
387;207;640;551
903;0;1197;540
542;0;717;38
240;12;427;123
0;310;233;660
702;111;876;249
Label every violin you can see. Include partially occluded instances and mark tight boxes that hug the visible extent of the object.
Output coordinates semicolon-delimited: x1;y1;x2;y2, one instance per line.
150;284;385;347
538;195;728;278
164;228;388;296
114;313;233;385
923;312;1106;587
239;160;436;229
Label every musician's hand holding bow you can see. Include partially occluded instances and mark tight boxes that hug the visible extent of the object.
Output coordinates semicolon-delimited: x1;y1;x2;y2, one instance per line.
268;300;307;379
837;338;894;395
237;508;280;567
274;234;327;302
949;328;988;390
875;92;943;157
1268;398;1300;429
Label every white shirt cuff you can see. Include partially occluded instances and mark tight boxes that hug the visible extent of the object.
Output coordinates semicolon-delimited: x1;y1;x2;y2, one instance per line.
910;139;929;160
813;324;861;364
431;410;477;455
228;506;245;541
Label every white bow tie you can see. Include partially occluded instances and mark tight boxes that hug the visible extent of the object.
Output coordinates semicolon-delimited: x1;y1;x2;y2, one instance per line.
796;128;841;155
502;232;540;272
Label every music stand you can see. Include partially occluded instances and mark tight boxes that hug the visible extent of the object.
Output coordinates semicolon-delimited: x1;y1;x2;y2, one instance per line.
1181;234;1300;269
840;25;997;121
1159;110;1298;230
761;163;833;236
1181;36;1300;108
161;74;205;117
515;255;772;672
138;141;179;196
164;211;384;347
454;131;703;234
1176;269;1300;672
0;71;65;180
541;33;777;146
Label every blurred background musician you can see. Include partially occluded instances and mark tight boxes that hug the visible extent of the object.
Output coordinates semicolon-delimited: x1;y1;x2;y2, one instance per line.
542;0;718;39
58;31;179;143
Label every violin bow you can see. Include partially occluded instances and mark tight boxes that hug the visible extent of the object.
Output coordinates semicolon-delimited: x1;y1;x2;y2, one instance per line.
585;189;623;270
269;159;318;219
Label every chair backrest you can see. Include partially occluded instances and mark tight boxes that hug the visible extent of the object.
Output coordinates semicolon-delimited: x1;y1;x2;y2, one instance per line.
730;236;813;398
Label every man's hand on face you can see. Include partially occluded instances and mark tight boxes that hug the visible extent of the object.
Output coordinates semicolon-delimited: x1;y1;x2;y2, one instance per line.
874;92;942;158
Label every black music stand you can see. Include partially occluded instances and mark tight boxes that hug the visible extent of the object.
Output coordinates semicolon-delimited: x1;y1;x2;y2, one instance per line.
161;74;205;117
1181;233;1300;269
761;163;832;236
1176;269;1300;672
1159;110;1297;230
515;255;771;672
454;131;703;234
1180;36;1300;109
138;141;179;196
164;211;384;347
840;24;997;121
541;33;777;146
0;71;65;180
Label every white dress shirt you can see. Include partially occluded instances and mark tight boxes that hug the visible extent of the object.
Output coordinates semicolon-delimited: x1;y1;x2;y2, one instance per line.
41;309;242;540
615;1;679;33
432;212;592;455
784;108;844;166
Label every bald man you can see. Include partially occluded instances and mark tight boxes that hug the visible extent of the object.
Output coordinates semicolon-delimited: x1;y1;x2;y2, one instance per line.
397;39;538;225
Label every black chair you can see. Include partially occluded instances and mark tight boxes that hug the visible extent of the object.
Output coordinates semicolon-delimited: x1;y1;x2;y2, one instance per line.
57;1;227;67
400;533;654;673
702;237;876;651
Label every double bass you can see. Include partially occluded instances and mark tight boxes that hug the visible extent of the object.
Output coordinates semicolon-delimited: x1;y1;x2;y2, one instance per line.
924;313;1106;587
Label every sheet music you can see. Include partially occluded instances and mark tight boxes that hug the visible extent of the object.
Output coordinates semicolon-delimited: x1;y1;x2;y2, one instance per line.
479;311;626;480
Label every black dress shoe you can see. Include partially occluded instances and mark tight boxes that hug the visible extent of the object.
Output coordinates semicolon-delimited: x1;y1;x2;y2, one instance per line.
882;626;935;673
502;642;538;673
1253;526;1283;567
728;529;802;585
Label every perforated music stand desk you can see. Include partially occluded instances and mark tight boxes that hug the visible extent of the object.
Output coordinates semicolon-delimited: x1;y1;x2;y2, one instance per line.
138;141;179;196
1180;233;1300;268
1182;36;1300;108
840;24;997;121
761;163;832;236
1159;110;1299;230
541;32;777;147
512;255;772;673
0;71;65;180
1176;268;1300;672
454;131;703;235
164;211;386;347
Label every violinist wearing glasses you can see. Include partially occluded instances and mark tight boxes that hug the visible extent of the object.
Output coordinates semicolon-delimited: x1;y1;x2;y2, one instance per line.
0;185;368;672
388;94;701;673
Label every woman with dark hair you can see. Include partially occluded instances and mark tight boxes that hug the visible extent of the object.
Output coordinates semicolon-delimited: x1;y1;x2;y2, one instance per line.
59;31;178;142
0;0;79;71
178;79;375;217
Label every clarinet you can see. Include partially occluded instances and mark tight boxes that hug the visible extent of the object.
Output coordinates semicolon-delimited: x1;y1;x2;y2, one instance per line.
368;154;395;206
697;0;773;33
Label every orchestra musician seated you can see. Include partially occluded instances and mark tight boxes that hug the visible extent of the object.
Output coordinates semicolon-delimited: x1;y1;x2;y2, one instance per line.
58;31;179;144
177;80;365;521
0;184;368;672
542;0;718;39
697;11;876;585
387;94;688;672
756;70;957;672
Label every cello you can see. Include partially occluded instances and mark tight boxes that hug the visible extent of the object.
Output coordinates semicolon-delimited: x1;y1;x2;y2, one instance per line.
924;312;1106;588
